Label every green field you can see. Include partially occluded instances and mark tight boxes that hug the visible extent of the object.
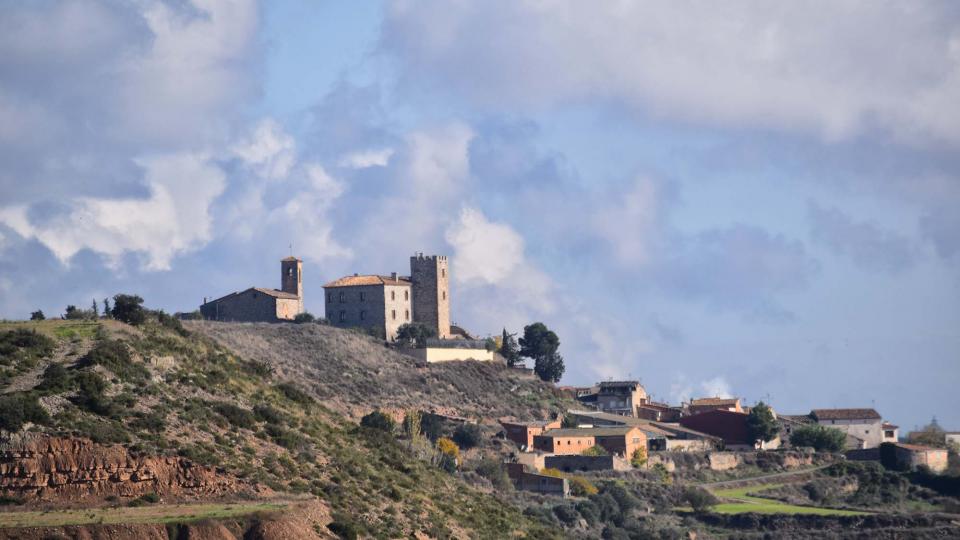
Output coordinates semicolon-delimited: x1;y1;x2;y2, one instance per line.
0;501;287;528
710;484;869;516
0;320;101;341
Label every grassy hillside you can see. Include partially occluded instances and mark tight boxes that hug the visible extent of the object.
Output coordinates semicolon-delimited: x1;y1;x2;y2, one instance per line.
0;318;562;538
187;321;574;420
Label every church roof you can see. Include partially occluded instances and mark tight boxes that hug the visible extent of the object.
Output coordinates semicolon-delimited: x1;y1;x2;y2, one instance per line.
202;287;299;305
323;275;412;288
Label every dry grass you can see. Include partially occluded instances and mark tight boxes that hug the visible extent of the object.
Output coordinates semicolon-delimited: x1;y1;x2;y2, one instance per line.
187;321;574;421
0;501;288;528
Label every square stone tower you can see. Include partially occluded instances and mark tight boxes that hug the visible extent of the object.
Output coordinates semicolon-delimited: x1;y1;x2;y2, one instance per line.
281;256;304;314
410;254;450;338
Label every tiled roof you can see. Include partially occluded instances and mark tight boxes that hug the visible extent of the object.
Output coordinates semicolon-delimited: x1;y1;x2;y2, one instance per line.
882;422;899;429
599;380;642;388
252;287;299;299
811;408;881;421
895;442;944;452
540;427;638;438
691;397;740;406
323;275;412;287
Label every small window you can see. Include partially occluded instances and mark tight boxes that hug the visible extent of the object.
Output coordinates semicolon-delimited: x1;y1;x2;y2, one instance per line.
360;292;366;301
327;293;332;303
441;268;446;278
339;292;345;302
404;290;409;300
288;268;293;276
391;291;396;301
339;310;346;322
391;309;396;320
442;290;446;300
360;310;366;320
405;309;410;321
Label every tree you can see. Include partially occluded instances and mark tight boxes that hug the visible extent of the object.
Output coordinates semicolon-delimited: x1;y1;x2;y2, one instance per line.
394;322;436;348
63;305;82;320
630;447;648;468
30;310;45;321
519;322;565;382
91;299;99;318
452;423;483;449
499;328;521;367
293;312;315;324
746;401;779;446
790;424;846;452
683;486;718;513
103;298;112;318
111;294;146;325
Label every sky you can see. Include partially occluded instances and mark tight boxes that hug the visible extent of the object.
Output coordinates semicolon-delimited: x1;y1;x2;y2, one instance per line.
1;1;958;431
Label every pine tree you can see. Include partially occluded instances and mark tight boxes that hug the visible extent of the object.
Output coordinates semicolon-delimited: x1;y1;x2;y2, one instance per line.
91;299;99;318
103;298;112;318
499;328;521;367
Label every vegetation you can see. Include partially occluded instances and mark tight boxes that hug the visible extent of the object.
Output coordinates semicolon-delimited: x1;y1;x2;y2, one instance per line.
683;486;719;513
709;483;869;516
359;410;396;432
0;393;50;431
746;401;779;445
394;322;436;347
293;312;315;323
111;294;146;325
790;424;847;452
519;322;565;382
473;458;513;491
582;445;609;456
30;310;45;321
452;422;483;449
77;339;149;383
499;328;521;367
631;446;648;468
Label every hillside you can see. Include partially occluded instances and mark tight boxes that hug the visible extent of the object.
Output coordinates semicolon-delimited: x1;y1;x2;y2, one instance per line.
187;321;574;421
0;318;563;539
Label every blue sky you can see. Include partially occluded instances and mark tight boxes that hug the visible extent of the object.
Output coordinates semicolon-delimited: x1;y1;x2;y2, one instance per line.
1;1;958;431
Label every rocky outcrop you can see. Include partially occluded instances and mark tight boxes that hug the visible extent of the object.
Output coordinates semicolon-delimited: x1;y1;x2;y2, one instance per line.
0;434;265;503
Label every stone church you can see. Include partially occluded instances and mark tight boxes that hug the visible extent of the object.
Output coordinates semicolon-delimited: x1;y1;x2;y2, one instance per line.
200;257;304;322
323;253;450;340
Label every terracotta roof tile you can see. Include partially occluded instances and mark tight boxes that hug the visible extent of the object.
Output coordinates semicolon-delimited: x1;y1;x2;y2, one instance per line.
811;408;881;421
690;397;740;406
323;275;412;287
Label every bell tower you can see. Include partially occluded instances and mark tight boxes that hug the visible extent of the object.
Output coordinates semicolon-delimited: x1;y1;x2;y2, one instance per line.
281;256;303;312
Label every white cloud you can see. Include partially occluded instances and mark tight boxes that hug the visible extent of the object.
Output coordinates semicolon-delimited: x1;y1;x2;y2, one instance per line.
593;177;660;265
0;153;225;271
669;375;734;403
337;148;395;169
232;118;296;181
700;376;734;399
445;207;524;285
383;1;960;145
268;164;351;263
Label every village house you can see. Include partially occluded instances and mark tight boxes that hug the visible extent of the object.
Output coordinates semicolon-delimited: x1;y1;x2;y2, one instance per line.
679;409;780;450
636;401;683;422
565;409;719;451
688;397;743;416
810;408;889;449
323;253;450;341
505;463;569;497
893;443;949;473
595;380;648;416
500;419;562;449
199;257;304;322
532;426;646;458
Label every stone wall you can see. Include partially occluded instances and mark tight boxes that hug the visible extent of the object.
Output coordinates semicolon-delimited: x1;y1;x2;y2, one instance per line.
410;254;450;338
326;284;413;340
544;454;631;472
201;289;284;322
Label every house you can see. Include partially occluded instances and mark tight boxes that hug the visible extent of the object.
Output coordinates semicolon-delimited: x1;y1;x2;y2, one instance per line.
505;463;568;497
533;426;646;458
595;380;648;416
400;339;495;364
893;443;948;473
810;408;886;449
323;253;451;340
564;409;719;451
636;401;683;422
882;422;899;443
688;397;742;416
679;409;780;450
500;419;562;449
200;257;305;322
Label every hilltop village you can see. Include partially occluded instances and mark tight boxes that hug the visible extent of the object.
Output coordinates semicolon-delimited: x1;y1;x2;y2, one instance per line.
1;253;957;539
194;254;953;498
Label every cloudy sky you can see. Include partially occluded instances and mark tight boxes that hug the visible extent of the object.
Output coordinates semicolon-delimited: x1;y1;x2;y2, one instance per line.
1;1;958;430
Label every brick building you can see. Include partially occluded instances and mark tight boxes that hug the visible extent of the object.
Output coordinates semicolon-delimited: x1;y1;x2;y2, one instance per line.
500;419;562;449
323;253;450;340
533;426;646;458
199;257;304;322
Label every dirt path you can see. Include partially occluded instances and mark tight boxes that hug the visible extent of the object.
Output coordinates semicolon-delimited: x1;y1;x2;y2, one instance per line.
699;464;832;490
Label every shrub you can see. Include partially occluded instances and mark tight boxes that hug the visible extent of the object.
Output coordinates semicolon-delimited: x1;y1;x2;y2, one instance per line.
213;403;256;429
582;445;608;456
0;393;50;432
72;371;115;416
0;329;55;367
276;382;313;405
111;294;146;325
569;476;598;496
436;437;460;460
78;340;148;383
253;404;286;425
683;486;718;513
575;499;600;525
155;310;188;337
452;423;483;449
394;323;436;348
293;312;315;324
130;412;166;433
328;513;362;539
790;424;846;452
402;410;422;440
265;424;307;450
37;363;72;393
30;310;45;321
474;458;512;491
631;447;648;468
360;410;396;432
420;413;444;441
552;504;579;526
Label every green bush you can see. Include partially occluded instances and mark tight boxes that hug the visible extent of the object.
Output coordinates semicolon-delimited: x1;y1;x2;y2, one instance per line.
0;393;50;432
452;423;483;449
683;486;719;513
37;363;72;393
276;382;313;405
552;504;579;526
360;410;396;432
582;445;609;456
294;312;315;324
790;424;846;452
130;412;166;433
0;329;55;368
78;340;148;383
155;310;188;337
213;403;256;429
253;404;286;425
111;294;146;325
474;458;512;491
328;513;362;540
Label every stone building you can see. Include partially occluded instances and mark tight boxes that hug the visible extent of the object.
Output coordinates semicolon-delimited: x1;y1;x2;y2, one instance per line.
199;257;304;322
810;408;887;449
688;397;743;416
596;380;648;416
893;443;949;473
532;426;646;458
323;253;451;340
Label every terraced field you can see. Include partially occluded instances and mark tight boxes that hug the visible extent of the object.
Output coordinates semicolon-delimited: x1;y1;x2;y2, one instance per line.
711;484;870;516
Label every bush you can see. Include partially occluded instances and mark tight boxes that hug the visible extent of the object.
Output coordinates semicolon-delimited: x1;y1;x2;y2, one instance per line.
452;423;483;449
360;410;396;432
328;515;362;540
437;437;460;460
130;412;166;433
552;504;579;526
213;403;256;429
253;404;286;425
631;447;648;468
394;323;436;348
111;294;147;325
72;371;115;416
276;382;313;405
78;340;148;383
582;445;609;456
420;413;445;441
30;310;45;321
790;424;846;452
37;363;72;393
569;476;599;496
155;310;188;337
0;393;50;432
0;329;55;367
683;486;718;513
293;312;315;324
474;458;512;491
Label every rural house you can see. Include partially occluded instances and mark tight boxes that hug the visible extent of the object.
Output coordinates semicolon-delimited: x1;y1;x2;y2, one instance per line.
679;409;780;450
688;397;743;416
199;257;304;322
533;426;646;458
500;419;562;449
810;408;893;449
595;380;648;416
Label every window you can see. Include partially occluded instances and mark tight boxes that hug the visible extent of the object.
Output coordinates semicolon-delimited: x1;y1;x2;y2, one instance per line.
392;309;396;320
441;268;445;278
404;290;409;300
405;309;410;321
391;290;396;301
288;268;293;276
339;292;345;303
885;430;894;438
360;292;366;301
339;310;346;322
442;290;446;300
327;293;332;303
360;310;366;321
